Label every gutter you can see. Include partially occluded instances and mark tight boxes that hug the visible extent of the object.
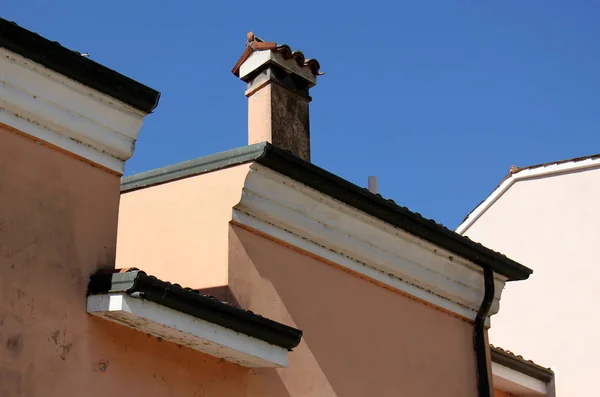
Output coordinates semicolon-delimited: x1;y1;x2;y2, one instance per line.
474;266;495;397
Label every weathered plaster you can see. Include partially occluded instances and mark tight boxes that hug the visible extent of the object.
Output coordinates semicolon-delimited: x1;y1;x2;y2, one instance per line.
0;128;251;396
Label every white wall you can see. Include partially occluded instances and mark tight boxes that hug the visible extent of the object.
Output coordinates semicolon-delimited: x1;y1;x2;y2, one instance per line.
461;166;600;397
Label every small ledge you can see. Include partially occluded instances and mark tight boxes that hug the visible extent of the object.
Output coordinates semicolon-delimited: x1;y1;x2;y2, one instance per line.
86;269;302;368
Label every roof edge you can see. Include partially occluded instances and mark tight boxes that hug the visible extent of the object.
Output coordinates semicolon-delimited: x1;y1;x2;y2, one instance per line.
256;145;532;281
491;346;554;383
121;143;268;192
87;269;302;350
0;18;160;114
121;143;532;281
457;154;600;235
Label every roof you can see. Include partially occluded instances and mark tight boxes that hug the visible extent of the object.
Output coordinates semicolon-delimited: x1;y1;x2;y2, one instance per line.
457;152;600;234
232;32;322;77
490;345;554;383
87;268;303;350
506;152;600;179
0;18;160;114
121;142;533;281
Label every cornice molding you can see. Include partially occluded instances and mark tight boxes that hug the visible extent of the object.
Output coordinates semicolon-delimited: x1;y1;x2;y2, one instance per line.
0;48;146;174
233;164;507;323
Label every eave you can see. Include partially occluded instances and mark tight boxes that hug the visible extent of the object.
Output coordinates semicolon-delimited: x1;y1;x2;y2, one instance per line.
121;142;532;282
0;17;160;114
87;270;302;368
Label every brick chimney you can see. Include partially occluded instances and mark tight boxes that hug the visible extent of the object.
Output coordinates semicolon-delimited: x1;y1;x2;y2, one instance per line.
232;32;322;162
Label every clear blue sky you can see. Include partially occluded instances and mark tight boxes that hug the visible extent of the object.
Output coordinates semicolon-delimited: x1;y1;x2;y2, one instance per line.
5;1;600;228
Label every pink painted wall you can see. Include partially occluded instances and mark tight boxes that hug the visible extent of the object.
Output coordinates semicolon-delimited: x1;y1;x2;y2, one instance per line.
116;167;493;396
0;126;249;396
462;168;600;396
229;224;481;397
117;164;251;302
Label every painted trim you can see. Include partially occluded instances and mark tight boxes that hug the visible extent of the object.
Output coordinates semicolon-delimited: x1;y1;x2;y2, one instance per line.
233;164;508;322
87;293;290;368
0;48;147;174
0;17;160;113
457;157;600;234
492;361;548;395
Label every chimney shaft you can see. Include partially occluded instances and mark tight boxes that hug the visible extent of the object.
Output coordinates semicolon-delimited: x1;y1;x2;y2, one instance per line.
233;33;321;162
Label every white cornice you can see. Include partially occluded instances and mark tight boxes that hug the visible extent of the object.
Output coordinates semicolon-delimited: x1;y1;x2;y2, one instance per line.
233;164;507;323
457;157;600;235
0;48;147;174
87;293;289;368
492;362;549;396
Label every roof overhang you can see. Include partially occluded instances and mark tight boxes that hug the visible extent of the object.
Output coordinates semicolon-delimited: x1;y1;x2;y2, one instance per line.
0;18;160;114
122;142;532;282
491;347;554;396
87;270;302;368
120;144;533;323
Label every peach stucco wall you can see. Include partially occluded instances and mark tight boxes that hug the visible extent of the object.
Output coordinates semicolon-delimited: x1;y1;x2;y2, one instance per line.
463;168;600;396
117;164;251;301
0;127;248;396
229;224;480;397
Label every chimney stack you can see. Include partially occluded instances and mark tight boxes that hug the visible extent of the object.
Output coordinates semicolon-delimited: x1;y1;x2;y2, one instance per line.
232;32;322;162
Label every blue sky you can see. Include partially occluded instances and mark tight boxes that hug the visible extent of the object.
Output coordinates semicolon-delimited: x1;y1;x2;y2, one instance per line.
5;1;599;228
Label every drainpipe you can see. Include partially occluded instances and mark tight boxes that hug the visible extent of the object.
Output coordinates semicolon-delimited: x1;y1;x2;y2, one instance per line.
474;266;495;397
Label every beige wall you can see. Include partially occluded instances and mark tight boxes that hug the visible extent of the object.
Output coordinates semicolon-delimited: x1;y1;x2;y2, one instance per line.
463;168;600;396
0;126;249;396
117;165;251;301
229;225;480;397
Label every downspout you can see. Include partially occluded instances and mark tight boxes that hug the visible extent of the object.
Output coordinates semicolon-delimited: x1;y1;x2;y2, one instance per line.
474;266;495;397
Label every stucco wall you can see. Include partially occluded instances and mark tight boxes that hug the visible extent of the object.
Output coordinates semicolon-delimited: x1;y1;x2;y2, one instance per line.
229;224;480;397
0;127;249;396
117;165;251;301
463;168;600;396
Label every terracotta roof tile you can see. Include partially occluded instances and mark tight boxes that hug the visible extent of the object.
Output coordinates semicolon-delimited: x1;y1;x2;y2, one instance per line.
490;344;554;382
232;32;322;77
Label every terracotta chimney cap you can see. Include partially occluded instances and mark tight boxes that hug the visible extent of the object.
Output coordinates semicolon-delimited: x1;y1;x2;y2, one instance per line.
232;32;323;84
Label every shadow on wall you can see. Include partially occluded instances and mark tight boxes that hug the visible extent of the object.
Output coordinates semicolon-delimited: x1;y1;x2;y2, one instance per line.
228;224;479;397
228;225;340;397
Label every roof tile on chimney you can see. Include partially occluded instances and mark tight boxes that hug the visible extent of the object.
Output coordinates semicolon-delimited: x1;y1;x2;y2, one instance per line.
232;32;322;81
